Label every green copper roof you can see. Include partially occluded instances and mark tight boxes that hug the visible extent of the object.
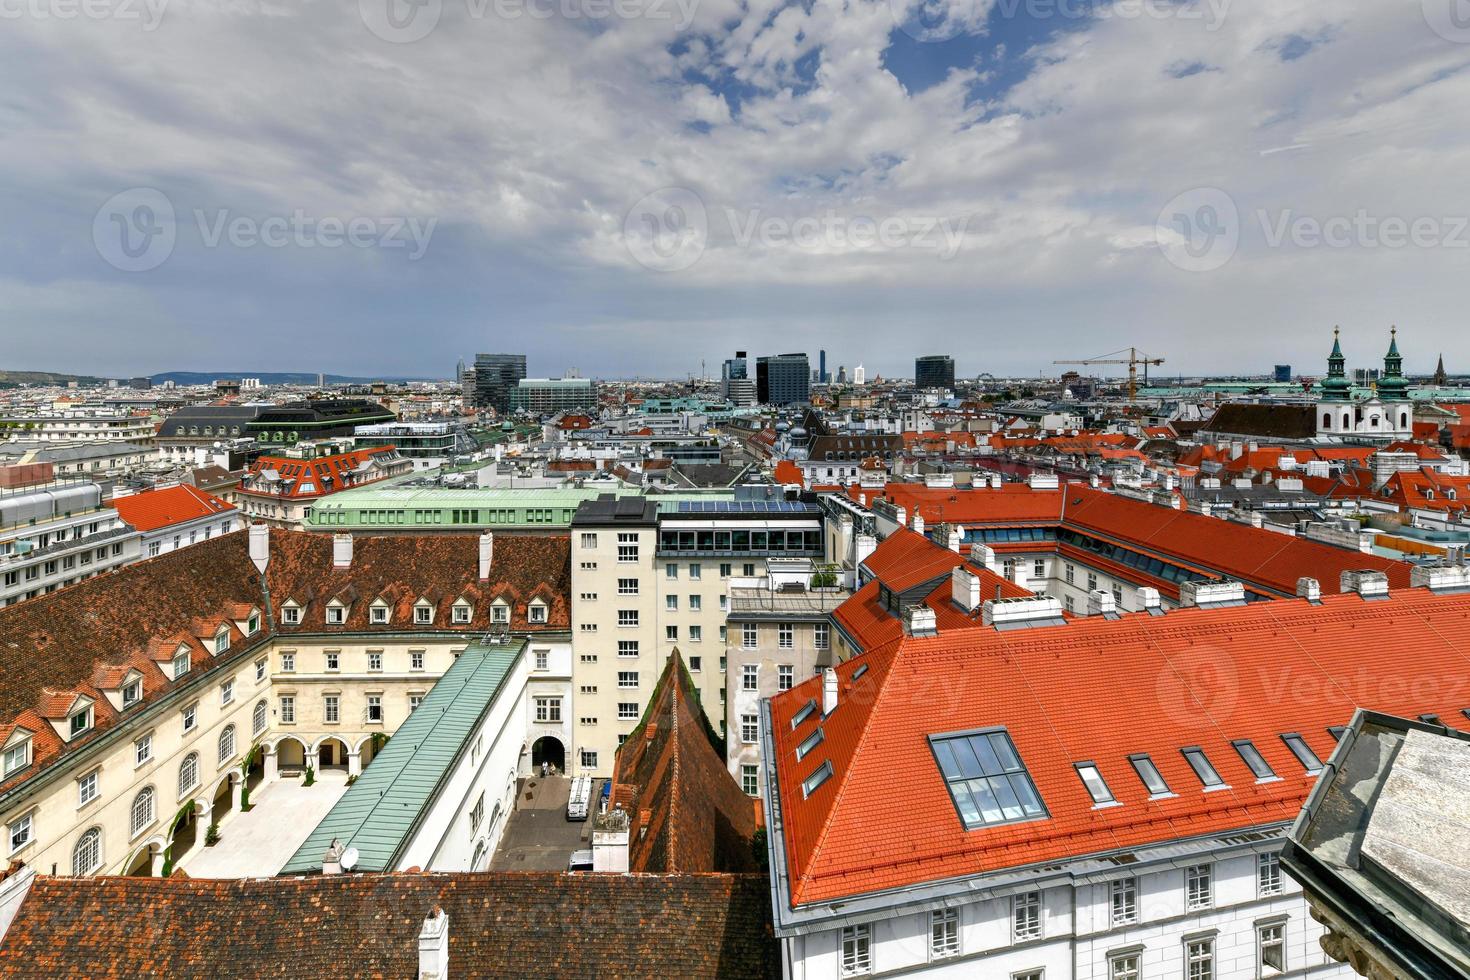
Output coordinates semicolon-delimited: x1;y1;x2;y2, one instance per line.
279;638;524;875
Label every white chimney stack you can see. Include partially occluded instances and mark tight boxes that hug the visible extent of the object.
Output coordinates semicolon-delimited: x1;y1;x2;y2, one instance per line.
248;523;270;574
855;534;877;570
952;566;981;613
947;526;962;553
1138;587;1163;614
1086;589;1118;618
1296;577;1322;603
478;532;494;581
910;508;924;535
906;606;938;637
1340;570;1390;599
592;805;630;872
332;533;353;569
321;838;343;875
418;907;449;980
822;668;839;715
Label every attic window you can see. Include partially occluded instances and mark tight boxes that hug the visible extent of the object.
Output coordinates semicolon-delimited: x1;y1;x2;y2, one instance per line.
1231;740;1276;781
852;663;869;681
528;602;547;625
453;603;473;625
246;614;260;636
2;737;30;777
214;628;231;655
1182;747;1226;789
415;604;433;625
68;707;93;739
282;606;301;625
326;605;345;625
1327;725;1347;741
930;729;1047;830
371;605;389;625
122;680;142;707
790;699;817;730
1128;754;1171;797
801;760;833;799
171;649;191;681
1280;733;1323;774
796;727;825;761
1075;762;1116;805
492;603;510;624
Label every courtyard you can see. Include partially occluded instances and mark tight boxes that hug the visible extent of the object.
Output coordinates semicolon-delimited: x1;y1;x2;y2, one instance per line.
490;775;605;871
181;770;351;878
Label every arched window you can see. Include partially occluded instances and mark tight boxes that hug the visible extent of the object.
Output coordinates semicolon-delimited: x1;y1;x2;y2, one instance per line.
218;725;236;764
179;753;199;798
252;700;268;737
130;787;156;837
72;828;102;875
1322;413;1331;429
1401;412;1409;429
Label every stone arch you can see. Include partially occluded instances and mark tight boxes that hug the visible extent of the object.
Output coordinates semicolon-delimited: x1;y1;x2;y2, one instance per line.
313;736;351;770
273;735;307;771
124;835;166;877
354;732;387;770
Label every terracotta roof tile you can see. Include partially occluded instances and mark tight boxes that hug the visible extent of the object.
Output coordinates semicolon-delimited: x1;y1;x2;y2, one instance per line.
111;485;234;533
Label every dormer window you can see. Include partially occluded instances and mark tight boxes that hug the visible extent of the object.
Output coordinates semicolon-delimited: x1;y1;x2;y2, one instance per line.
528;601;548;625
492;602;510;624
214;628;231;655
69;707;93;739
415;602;433;625
370;603;389;625
452;602;473;625
2;735;31;777
171;647;191;681
282;604;301;626
246;613;260;636
122;679;142;708
326;602;346;626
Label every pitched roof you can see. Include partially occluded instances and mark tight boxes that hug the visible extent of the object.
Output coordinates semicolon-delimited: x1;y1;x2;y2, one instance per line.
111;484;235;533
0;872;778;978
613;653;759;873
771;588;1470;908
1201;403;1317;440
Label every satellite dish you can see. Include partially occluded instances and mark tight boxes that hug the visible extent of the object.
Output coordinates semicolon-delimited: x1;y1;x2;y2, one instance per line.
340;847;360;871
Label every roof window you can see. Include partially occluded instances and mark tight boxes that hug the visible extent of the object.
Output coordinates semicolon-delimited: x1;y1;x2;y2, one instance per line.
1075;762;1116;805
1280;733;1323;774
1129;754;1171;797
1181;747;1226;789
930;729;1046;829
1231;740;1276;781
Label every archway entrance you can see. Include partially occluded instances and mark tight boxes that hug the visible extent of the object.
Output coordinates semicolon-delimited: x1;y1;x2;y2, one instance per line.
244;747;265;796
317;737;350;770
124;844;156;877
170;804;200;860
276;737;307;773
210;777;234;829
359;734;387;770
531;736;565;773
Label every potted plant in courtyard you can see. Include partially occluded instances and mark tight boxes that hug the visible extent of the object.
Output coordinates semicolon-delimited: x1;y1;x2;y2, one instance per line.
205;822;221;847
303;764;315;787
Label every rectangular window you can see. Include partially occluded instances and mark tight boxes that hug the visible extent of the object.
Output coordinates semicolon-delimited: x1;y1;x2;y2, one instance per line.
411;651;425;670
1185;864;1213;911
579;749;598;769
280;696;295;724
840;924;871;977
182;702;197;733
1182;747;1225;788
7;813;31;854
617;640;639;658
741;764;759;796
1257;852;1283;896
617;701;639;720
1109;954;1139;980
1233;739;1276;780
535;697;562;723
720;562;732;578
617;532;639;563
325;651;340;671
778;623;794;649
281;652;295;673
368;651;382;671
930;908;959;960
741;714;759;744
665;562;677;580
2;742;29;777
1033;559;1046;578
535;650;549;671
366;694;383;723
1281;733;1323;773
688;563;701;579
778;665;793;691
1012;891;1041;942
665;625;678;641
618;671;638;688
219;680;233;706
931;729;1047;829
1076;762;1115;804
1130;753;1170;796
1259;922;1286;975
617;577;638;595
78;770;98;806
617;610;639;627
408;694;424;712
666;595;678;611
689;625;702;642
371;606;388;624
1110;877;1137;927
580;532;597;549
1186;938;1214;980
324;695;340;724
689;655;701;671
689;594;701;611
742;623;758;649
135;733;153;766
814;622;829;649
742;664;758;691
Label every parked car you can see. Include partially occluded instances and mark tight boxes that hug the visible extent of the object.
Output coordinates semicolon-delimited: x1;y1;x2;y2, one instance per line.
566;775;592;821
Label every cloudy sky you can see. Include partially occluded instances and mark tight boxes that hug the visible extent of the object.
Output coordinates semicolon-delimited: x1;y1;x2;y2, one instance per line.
3;0;1469;380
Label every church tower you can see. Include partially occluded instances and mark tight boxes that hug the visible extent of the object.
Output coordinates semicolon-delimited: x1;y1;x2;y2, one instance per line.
1376;326;1413;437
1317;327;1354;437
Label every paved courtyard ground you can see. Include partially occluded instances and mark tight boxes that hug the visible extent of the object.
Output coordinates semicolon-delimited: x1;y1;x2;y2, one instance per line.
182;770;350;878
490;775;605;871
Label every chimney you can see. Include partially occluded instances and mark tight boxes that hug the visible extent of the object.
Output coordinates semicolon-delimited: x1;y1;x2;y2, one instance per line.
418;907;449;980
321;838;343;875
1089;474;1100;488
894;505;907;528
822;668;838;715
332;533;353;569
910;508;924;536
478;532;494;581
855;534;877;569
946;526;962;553
952;566;981;613
1340;570;1390;599
1086;589;1119;619
1296;577;1322;603
968;543;999;573
1410;565;1470;594
1137;587;1163;615
982;595;1065;630
906;605;938;638
592;805;630;872
248;523;270;574
1179;581;1246;609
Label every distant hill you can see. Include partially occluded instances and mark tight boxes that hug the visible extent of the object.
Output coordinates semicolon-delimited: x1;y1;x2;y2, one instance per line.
0;370;109;387
150;371;439;385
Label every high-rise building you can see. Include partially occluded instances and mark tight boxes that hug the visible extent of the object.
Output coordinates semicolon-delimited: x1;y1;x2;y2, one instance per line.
507;378;598;414
756;353;811;406
1274;364;1292;383
915;354;955;390
471;353;528;412
836;365;847;385
819;349;828;384
721;352;755;406
852;364;866;385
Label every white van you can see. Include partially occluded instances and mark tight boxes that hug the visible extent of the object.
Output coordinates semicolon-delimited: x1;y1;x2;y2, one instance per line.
566;775;592;821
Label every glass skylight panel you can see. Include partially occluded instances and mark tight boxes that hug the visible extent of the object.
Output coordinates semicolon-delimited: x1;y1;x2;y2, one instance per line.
1280;733;1323;774
1327;726;1347;742
1231;740;1276;780
852;664;869;681
801;760;833;798
931;730;1046;829
1127;754;1170;796
796;727;825;761
790;699;816;729
1075;763;1116;805
1181;748;1225;788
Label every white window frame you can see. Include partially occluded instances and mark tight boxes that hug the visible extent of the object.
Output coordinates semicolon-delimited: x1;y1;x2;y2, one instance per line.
1185;864;1213;911
840;924;871;977
1257;851;1283;897
1012;890;1041;942
930;907;960;960
1110;877;1137;927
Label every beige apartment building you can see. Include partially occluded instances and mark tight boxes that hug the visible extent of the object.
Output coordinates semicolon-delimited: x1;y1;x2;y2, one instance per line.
568;495;828;777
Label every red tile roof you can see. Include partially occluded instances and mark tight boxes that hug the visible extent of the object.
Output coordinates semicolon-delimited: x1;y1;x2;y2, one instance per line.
242;446;404;500
111;484;235;533
772;588;1470;908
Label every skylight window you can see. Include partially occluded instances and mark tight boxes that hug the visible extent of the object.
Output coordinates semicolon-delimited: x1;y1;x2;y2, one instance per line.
1129;754;1171;797
1075;763;1116;805
796;727;825;761
1280;734;1323;774
1231;740;1276;781
1327;726;1347;741
801;760;833;799
1181;748;1226;789
852;663;869;681
930;729;1046;830
790;699;816;730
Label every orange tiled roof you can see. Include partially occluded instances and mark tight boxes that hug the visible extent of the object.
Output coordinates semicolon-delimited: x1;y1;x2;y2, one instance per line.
773;588;1470;908
111;484;234;533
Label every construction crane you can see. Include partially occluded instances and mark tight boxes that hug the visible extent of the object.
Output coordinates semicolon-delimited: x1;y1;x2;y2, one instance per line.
1054;348;1165;404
